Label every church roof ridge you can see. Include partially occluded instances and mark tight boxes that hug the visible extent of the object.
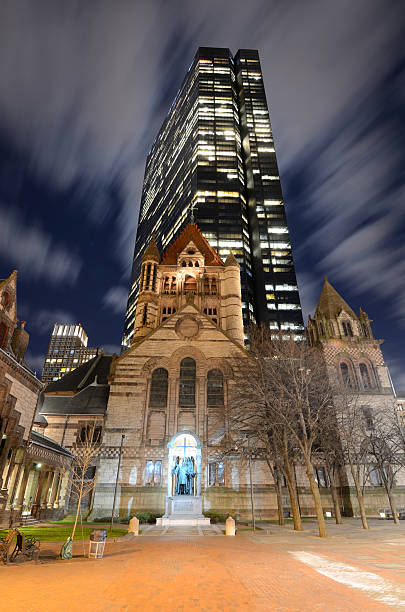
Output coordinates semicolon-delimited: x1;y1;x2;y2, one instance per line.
160;223;224;266
315;277;357;319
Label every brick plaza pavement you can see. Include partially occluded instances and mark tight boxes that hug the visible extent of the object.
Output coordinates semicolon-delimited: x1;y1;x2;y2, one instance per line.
2;519;405;611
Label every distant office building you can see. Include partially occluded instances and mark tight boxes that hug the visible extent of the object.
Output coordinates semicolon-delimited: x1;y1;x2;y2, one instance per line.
41;323;99;383
123;47;304;348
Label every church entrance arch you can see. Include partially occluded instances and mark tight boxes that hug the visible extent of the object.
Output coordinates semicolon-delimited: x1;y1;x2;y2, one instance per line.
167;431;202;497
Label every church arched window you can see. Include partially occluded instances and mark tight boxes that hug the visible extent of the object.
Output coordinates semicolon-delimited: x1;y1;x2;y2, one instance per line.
340;362;352;387
207;370;224;406
359;363;372;389
149;368;168;407
142;304;148;326
179;358;196;407
170;277;176;294
184;275;197;293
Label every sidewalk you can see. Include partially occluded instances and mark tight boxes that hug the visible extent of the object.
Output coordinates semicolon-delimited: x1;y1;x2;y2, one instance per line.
2;518;405;611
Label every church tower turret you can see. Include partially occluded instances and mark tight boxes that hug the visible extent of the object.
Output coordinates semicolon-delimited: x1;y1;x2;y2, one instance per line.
222;252;244;346
132;237;160;343
308;277;392;394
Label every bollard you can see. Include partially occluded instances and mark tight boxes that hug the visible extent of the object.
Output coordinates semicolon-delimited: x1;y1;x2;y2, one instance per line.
226;516;236;536
128;516;139;536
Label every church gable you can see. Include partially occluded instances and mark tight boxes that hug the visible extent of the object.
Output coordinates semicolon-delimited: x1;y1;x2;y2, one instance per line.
177;241;205;268
160;224;224;267
121;302;245;365
315;277;356;320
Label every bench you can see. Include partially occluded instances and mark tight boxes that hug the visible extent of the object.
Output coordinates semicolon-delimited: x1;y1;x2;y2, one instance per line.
0;528;18;564
0;528;40;564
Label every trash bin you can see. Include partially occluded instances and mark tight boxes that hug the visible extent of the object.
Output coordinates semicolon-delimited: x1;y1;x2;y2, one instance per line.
88;529;107;559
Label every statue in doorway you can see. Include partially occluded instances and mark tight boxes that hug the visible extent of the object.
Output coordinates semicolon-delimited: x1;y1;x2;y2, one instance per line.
172;457;196;495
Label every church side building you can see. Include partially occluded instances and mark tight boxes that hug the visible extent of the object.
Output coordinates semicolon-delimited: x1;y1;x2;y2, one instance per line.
308;277;405;515
0;270;72;527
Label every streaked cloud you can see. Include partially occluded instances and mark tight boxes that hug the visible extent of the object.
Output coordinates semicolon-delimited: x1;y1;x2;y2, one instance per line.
31;308;76;333
103;286;128;315
0;204;82;284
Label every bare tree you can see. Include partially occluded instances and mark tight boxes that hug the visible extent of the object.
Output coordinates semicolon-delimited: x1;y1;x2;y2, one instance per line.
67;424;101;540
250;328;333;538
219;350;303;531
364;403;404;525
321;417;344;524
223;326;340;538
333;388;370;529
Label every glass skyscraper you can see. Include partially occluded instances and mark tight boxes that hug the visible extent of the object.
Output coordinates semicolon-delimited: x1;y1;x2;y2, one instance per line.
122;47;303;347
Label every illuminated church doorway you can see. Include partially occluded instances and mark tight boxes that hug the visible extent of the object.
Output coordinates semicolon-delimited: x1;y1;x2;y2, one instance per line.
167;431;202;497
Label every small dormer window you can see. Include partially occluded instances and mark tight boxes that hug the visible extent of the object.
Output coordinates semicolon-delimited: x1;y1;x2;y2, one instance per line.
195;261;199;267
188;261;193;267
1;291;10;308
0;322;8;348
187;249;195;255
342;320;353;337
182;261;186;267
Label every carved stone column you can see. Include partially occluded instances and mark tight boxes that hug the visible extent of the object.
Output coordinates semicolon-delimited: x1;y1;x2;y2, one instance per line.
0;437;11;488
49;471;60;507
4;447;17;490
7;449;26;507
15;461;33;507
33;469;46;505
41;470;53;506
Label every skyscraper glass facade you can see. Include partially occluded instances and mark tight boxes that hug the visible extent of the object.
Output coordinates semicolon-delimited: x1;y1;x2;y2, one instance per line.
41;323;98;383
123;48;303;347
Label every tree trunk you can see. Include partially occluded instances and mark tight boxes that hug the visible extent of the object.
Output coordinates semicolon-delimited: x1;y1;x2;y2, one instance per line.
349;461;369;529
385;485;399;525
266;459;284;526
275;476;284;526
71;477;84;540
326;467;342;525
282;455;302;531
305;457;328;538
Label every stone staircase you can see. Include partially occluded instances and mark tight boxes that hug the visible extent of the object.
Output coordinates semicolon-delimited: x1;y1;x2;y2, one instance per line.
20;514;42;526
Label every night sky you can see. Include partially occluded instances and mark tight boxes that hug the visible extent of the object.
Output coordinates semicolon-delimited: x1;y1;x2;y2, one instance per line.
1;1;404;390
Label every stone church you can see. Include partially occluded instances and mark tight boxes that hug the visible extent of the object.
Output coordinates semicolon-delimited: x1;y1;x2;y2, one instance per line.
37;226;404;521
92;224;257;520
